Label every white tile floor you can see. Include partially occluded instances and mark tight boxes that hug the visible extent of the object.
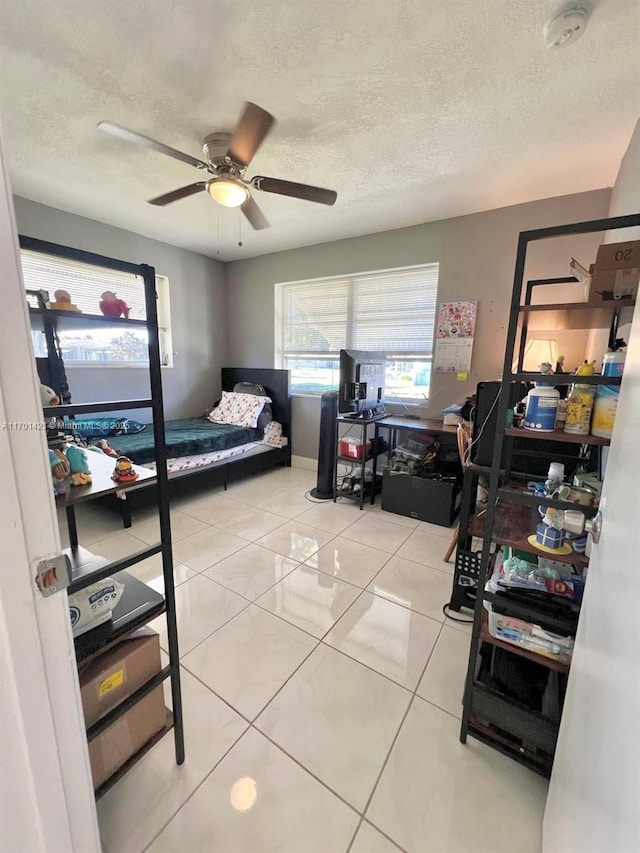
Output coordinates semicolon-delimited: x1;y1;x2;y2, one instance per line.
66;465;547;852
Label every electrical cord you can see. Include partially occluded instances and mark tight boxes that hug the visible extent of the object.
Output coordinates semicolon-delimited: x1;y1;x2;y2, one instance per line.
442;603;474;624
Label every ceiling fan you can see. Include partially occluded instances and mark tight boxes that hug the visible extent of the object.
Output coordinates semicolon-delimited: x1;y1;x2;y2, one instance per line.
97;102;337;231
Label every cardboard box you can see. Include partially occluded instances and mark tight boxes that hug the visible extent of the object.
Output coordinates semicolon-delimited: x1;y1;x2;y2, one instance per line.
79;626;165;789
573;240;640;302
79;626;161;727
87;686;166;790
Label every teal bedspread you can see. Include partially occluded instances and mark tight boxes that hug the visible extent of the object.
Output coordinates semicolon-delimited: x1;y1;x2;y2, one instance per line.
109;418;262;465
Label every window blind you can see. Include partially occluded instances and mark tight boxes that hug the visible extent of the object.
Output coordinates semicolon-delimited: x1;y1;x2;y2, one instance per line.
352;266;438;355
281;279;350;355
21;250;147;320
278;263;439;360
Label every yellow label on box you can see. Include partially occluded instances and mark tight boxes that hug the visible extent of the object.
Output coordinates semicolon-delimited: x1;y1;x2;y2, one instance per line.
456;371;468;381
99;670;124;697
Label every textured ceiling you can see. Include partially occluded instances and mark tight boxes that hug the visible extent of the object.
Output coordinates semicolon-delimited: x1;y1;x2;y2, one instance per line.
0;0;638;261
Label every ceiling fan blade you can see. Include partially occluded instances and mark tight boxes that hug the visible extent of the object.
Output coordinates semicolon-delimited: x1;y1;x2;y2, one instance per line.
98;121;209;170
227;102;275;168
241;195;270;230
148;182;208;206
252;176;337;206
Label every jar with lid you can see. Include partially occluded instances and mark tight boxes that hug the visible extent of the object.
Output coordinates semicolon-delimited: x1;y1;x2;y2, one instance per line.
564;361;596;436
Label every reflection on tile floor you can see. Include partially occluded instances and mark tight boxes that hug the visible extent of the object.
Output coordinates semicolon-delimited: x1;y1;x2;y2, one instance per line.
81;466;546;853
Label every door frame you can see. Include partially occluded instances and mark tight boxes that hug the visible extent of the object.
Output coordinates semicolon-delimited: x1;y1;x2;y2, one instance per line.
0;127;99;850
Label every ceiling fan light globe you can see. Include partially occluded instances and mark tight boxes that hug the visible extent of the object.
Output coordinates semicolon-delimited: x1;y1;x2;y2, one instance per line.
208;178;249;208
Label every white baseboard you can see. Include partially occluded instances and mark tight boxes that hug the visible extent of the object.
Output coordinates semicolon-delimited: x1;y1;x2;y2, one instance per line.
291;454;317;471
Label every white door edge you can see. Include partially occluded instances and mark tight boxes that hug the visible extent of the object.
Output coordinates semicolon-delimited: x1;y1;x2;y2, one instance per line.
0;125;100;851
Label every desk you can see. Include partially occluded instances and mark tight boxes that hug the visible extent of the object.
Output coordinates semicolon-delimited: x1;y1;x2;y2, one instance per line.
371;416;460;507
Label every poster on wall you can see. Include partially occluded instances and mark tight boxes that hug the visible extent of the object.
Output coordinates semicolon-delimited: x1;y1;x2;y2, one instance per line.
433;300;477;374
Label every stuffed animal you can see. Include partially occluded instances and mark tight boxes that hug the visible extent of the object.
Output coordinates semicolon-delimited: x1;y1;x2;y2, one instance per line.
48;448;70;495
94;438;118;458
111;455;138;482
66;445;92;486
51;289;79;311
99;291;130;319
40;384;60;407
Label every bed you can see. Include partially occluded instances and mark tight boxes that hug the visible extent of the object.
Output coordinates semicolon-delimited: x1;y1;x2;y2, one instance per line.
101;367;291;526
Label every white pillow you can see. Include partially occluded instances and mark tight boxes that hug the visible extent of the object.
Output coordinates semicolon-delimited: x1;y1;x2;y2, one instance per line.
208;391;271;428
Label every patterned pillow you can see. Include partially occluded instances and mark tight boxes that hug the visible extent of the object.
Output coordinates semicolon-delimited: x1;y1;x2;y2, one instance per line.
208;391;271;428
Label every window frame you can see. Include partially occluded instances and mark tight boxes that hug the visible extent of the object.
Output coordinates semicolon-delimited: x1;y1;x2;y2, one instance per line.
274;263;439;400
22;250;174;369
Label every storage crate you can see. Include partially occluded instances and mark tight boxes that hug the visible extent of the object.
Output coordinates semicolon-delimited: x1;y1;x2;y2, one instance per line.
381;470;460;526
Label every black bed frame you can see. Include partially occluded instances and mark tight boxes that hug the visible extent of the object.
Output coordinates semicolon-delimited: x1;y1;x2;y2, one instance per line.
104;367;292;527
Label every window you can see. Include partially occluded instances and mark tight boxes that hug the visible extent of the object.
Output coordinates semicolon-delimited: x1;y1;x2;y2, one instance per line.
21;251;173;367
275;264;439;400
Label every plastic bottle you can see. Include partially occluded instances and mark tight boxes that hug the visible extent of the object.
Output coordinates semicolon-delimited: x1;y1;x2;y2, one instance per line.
564;361;596;436
592;351;626;438
524;377;560;432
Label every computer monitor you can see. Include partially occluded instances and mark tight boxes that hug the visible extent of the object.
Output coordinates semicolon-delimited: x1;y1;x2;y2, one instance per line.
338;349;386;417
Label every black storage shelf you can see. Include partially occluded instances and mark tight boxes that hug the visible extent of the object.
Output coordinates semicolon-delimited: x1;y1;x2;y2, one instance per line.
73;571;166;662
511;372;621;386
24;234;185;797
29;305;148;329
44;399;153;418
459;210;640;773
66;543;162;595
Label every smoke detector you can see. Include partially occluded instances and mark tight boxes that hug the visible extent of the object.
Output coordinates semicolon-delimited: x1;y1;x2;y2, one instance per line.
543;2;591;49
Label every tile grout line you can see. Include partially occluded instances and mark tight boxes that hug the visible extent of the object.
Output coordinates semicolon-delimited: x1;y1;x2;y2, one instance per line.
117;472;461;852
354;620;448;844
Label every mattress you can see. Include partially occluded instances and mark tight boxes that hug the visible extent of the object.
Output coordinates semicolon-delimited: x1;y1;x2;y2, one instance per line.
143;441;263;474
109;417;263;466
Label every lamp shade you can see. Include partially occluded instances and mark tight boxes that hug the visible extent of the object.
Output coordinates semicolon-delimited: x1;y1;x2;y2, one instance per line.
517;339;559;372
208;178;249;208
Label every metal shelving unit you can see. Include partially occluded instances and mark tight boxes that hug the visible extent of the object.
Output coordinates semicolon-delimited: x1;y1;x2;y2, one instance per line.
459;212;640;774
333;414;385;509
22;234;184;797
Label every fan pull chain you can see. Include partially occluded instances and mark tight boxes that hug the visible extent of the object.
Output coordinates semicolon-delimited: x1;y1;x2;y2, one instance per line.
238;210;243;247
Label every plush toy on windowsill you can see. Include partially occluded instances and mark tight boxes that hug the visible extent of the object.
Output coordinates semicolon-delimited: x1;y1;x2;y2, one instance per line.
50;289;80;312
99;291;130;319
66;445;92;486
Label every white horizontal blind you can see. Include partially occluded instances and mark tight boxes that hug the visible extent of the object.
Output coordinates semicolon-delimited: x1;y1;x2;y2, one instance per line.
279;263;439;360
21;251;146;320
352;266;438;355
281;279;350;356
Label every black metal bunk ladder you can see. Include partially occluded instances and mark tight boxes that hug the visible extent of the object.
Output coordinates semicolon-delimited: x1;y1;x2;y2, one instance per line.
459;212;640;768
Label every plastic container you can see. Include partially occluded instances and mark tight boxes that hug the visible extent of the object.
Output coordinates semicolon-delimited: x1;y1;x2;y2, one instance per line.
592;351;626;438
339;437;371;459
564;360;596;436
524;383;560;432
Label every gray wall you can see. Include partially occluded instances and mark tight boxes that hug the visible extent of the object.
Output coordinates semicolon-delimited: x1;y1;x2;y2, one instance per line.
13;197;226;420
225;189;611;459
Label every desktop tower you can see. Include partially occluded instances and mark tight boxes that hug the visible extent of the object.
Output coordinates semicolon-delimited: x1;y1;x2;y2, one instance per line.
311;391;338;500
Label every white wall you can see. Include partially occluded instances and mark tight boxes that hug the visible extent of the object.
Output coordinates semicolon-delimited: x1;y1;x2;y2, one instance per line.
585;118;640;363
607;118;640;240
226;189;611;459
13;197;227;420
